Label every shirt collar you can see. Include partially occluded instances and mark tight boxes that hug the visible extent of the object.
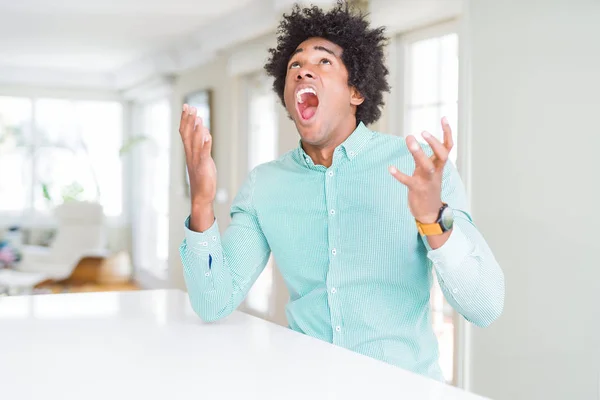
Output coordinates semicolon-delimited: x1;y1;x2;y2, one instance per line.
339;121;374;160
297;121;374;167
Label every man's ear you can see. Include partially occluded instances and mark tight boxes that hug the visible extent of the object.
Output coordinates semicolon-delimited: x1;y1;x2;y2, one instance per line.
350;87;365;106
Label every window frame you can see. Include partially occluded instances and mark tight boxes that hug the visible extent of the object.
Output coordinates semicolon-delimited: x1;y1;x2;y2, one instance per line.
396;19;460;141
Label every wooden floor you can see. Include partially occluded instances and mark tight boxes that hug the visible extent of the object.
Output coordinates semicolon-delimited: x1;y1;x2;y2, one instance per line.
37;282;140;294
34;252;140;294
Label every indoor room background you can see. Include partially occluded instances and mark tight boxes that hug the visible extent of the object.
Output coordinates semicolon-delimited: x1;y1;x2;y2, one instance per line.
0;0;598;399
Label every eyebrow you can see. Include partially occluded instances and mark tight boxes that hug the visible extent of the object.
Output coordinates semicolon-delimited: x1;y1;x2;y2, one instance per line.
290;45;336;58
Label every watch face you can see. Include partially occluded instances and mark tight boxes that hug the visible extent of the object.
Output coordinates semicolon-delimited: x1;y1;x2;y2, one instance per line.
440;207;454;231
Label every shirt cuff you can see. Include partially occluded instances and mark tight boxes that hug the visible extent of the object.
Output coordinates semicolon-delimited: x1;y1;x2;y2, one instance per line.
184;216;221;254
425;222;475;274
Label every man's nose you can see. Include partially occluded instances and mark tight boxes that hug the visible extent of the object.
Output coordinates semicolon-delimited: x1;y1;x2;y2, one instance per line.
296;69;315;80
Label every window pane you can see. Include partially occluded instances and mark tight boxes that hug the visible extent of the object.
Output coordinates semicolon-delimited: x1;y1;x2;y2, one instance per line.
406;105;440;141
409;37;440;105
440;34;459;103
145;100;171;268
247;75;278;171
33;99;123;216
0;97;32;212
440;102;458;164
133;99;170;276
76;101;123;216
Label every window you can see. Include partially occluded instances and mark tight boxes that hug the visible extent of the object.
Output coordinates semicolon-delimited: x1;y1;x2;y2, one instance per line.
130;98;171;278
0;97;32;213
246;74;278;171
404;31;458;164
241;72;278;319
0;96;123;219
399;24;459;383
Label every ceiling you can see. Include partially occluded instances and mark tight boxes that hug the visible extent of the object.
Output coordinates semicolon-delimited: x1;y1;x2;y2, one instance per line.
0;0;270;89
0;0;460;91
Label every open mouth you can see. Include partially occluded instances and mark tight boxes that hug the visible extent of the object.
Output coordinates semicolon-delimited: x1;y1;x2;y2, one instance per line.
295;87;319;121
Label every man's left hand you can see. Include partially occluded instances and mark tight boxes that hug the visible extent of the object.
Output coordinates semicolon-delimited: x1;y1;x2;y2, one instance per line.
388;117;454;224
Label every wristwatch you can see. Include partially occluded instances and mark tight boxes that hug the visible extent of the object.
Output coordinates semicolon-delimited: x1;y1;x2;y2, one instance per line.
415;203;454;236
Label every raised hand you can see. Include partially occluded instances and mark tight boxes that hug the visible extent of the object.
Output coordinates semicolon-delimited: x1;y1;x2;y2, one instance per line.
179;104;217;230
388;117;454;224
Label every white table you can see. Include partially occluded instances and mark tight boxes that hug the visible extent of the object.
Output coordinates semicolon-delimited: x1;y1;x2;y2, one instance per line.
0;289;489;400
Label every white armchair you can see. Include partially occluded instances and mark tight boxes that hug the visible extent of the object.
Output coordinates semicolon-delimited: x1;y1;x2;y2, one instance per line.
0;201;107;291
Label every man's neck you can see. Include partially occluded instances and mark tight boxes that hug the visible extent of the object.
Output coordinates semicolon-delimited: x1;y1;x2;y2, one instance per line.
302;118;358;168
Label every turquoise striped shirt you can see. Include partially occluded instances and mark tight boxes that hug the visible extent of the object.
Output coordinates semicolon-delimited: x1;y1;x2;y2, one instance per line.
180;122;505;381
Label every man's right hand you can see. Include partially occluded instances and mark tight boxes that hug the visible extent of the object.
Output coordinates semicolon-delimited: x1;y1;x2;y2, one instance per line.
179;104;216;232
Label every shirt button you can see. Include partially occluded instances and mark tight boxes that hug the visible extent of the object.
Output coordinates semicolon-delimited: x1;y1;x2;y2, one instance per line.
331;248;337;256
349;151;355;157
328;171;334;177
335;326;341;332
331;288;337;294
452;288;458;294
200;241;208;247
212;236;217;241
329;209;335;215
205;272;211;277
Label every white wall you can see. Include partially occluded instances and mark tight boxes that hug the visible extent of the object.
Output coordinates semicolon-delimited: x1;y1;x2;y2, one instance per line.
369;0;462;34
465;0;600;399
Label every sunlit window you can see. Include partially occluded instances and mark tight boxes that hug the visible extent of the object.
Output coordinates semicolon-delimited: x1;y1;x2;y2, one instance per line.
405;33;458;164
131;98;171;278
0;96;123;217
0;97;32;213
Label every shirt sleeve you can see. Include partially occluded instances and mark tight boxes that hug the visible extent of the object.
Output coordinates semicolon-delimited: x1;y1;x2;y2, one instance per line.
179;167;271;322
422;161;505;327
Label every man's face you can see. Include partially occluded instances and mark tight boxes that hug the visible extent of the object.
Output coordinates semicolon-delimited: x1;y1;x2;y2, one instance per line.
283;37;363;145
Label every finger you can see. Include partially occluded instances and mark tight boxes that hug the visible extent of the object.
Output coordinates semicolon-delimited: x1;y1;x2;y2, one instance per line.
179;104;194;138
179;104;188;134
200;125;212;156
179;105;196;154
191;116;204;156
179;104;191;150
441;116;454;152
406;135;435;174
186;106;197;135
421;131;448;168
388;165;413;187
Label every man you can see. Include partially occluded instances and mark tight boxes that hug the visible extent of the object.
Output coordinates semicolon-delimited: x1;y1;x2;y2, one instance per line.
179;1;504;381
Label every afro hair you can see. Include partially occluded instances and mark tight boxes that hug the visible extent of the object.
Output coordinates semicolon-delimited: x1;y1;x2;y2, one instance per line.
264;1;390;126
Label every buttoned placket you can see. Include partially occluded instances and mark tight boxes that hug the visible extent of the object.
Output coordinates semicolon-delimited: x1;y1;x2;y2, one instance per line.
325;148;345;344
